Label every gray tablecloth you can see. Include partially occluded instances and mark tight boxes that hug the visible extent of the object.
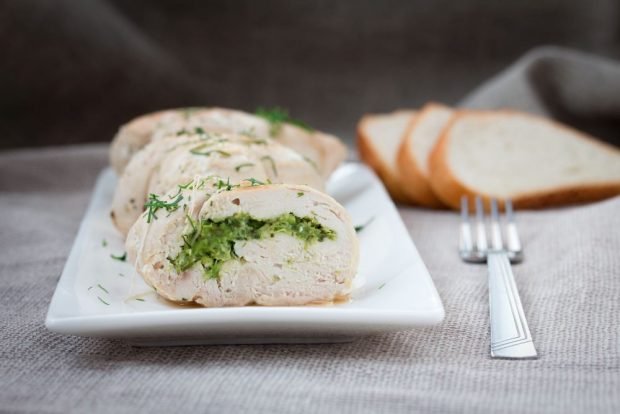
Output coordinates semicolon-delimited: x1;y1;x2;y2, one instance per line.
1;144;619;413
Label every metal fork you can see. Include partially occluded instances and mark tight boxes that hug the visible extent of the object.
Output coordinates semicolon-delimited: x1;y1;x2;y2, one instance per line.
460;196;538;359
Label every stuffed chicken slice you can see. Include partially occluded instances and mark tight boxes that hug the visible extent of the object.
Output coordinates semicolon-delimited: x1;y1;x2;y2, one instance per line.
126;178;359;307
111;131;323;236
109;107;347;179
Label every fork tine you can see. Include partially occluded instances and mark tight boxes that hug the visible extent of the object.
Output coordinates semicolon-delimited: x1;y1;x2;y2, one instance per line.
490;199;503;250
459;196;474;257
474;196;488;253
504;199;523;258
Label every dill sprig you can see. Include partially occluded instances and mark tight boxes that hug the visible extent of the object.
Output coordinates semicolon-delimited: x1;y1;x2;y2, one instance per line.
110;252;127;261
302;156;319;173
190;147;231;157
354;216;375;233
255;107;313;137
260;155;278;177
235;163;255;172
144;193;184;223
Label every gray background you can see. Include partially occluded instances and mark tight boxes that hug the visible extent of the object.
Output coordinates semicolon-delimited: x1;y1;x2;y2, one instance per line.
1;0;620;149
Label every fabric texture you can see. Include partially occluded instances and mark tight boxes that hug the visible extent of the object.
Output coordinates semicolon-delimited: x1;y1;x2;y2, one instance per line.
460;46;620;142
1;48;620;413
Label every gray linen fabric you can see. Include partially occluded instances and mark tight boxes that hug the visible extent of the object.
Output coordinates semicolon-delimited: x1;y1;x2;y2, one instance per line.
460;46;620;144
1;144;619;413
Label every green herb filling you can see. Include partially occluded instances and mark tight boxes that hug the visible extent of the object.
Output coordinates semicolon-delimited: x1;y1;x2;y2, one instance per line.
169;212;336;279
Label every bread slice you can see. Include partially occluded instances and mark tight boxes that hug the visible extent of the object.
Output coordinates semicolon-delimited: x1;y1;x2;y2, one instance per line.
357;110;416;203
397;103;453;207
429;110;620;209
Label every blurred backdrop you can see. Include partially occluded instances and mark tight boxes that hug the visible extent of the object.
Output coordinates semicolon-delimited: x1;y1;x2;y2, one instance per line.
1;0;619;149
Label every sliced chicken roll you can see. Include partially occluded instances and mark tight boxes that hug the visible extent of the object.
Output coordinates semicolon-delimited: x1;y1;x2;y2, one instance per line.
109;107;347;179
126;178;359;307
111;131;323;236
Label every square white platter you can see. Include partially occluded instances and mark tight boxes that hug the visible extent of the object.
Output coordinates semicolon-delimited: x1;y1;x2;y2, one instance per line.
45;163;444;346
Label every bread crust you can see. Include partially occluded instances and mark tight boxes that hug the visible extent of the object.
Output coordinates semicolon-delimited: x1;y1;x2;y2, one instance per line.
397;103;449;208
428;110;620;210
357;114;411;203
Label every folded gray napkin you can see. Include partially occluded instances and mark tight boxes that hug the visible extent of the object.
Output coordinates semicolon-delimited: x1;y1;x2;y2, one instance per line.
460;46;620;145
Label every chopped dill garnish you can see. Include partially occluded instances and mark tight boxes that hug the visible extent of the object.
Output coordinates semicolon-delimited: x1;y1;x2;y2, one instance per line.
302;156;319;173
110;252;127;262
98;296;110;305
354;217;375;233
261;155;278;176
213;177;266;192
194;126;206;134
97;284;109;294
135;298;145;302
101;239;107;247
118;273;125;277
246;139;268;145
297;192;304;197
87;286;93;291
255;107;313;136
378;282;386;290
235;162;255;172
216;177;237;191
144;193;183;223
190;147;231;157
244;178;266;186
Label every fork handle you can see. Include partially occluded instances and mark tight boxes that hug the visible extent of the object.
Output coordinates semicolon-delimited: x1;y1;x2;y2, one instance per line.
487;251;538;359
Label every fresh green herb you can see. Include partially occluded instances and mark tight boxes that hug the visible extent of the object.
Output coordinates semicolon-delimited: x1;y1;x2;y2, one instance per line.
97;284;109;294
98;296;110;305
144;193;184;223
110;252;127;261
87;286;93;291
255;107;313;137
135;298;145;302
101;239;107;247
190;147;231;157
378;282;386;290
194;127;205;134
244;178;266;186
235;163;255;172
247;139;268;145
302;156;319;173
118;273;125;277
297;192;305;197
216;178;237;191
167;180;194;200
261;155;278;177
169;212;336;280
354;217;375;233
176;128;189;136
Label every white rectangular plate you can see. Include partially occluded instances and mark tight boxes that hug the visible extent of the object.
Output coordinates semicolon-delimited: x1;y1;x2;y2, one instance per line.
46;163;444;345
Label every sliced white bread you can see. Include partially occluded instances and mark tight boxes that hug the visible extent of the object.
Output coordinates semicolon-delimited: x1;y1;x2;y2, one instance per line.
357;110;417;203
397;103;453;207
429;110;620;209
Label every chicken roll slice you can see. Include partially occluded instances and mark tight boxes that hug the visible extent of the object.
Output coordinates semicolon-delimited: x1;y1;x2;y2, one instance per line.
111;131;323;237
126;179;359;307
109;107;347;179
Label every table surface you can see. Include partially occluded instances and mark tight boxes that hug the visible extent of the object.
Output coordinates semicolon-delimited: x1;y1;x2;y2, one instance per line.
1;144;619;414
